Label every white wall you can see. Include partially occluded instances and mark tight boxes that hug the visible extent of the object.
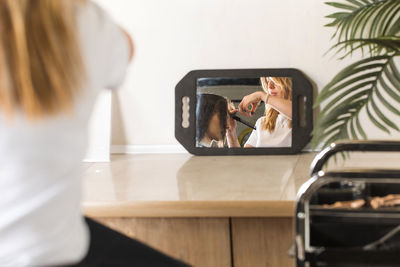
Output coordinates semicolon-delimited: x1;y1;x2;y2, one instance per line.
95;0;400;148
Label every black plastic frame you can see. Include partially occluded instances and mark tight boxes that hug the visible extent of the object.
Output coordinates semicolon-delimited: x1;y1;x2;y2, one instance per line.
175;68;313;155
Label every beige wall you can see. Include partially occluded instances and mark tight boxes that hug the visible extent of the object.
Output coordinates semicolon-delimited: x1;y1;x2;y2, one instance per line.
95;0;400;147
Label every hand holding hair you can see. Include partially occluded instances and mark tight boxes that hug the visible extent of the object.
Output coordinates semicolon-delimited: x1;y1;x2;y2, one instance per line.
238;91;266;117
226;105;238;133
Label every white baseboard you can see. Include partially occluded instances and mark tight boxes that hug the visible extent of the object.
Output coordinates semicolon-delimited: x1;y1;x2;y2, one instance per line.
111;144;188;154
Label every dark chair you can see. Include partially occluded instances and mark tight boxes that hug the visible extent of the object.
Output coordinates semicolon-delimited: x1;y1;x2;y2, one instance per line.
295;141;400;267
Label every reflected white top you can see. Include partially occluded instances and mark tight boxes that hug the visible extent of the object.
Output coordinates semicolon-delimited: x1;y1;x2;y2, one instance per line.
245;114;292;147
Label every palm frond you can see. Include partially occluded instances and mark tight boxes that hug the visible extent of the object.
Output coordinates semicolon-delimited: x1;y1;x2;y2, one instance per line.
325;0;400;57
325;0;400;41
311;54;400;149
330;37;400;58
312;0;400;150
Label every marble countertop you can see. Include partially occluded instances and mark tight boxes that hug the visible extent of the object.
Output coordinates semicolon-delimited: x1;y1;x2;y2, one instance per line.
82;151;400;218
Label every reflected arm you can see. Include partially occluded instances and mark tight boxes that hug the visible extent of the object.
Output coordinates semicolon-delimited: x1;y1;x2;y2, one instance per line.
264;94;292;120
238;91;292;120
226;131;240;148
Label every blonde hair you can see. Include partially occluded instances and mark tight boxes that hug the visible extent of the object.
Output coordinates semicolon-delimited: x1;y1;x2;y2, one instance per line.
0;0;86;120
261;77;292;132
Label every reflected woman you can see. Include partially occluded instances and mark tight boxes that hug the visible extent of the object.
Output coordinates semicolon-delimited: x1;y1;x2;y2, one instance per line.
196;94;230;148
227;77;292;147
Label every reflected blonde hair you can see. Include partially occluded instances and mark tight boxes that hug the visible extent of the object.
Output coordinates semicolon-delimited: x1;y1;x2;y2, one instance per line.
261;77;292;132
0;0;86;120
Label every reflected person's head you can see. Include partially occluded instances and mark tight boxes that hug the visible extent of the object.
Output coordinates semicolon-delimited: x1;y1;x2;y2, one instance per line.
265;77;292;101
261;77;293;132
196;94;228;147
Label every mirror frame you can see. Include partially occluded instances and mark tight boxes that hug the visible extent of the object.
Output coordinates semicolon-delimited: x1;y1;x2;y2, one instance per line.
175;68;313;155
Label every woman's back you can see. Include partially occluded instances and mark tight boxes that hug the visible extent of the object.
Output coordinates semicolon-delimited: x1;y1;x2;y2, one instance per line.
0;1;130;266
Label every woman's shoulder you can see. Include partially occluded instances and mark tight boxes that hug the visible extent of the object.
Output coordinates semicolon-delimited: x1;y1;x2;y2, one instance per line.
277;113;291;121
77;0;130;89
277;113;291;127
77;1;111;30
252;116;264;129
255;116;266;124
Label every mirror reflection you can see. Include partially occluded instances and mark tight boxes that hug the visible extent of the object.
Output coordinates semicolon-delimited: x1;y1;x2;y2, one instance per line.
196;77;292;148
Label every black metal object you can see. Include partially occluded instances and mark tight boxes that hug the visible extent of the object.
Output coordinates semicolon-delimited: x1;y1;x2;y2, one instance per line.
175;68;313;155
310;140;400;175
296;141;400;267
231;115;256;131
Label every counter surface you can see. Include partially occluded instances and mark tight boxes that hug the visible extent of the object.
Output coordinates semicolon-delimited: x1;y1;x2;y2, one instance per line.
82;152;400;217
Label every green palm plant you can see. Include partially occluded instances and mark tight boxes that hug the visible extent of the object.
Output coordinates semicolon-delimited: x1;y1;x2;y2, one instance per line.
311;0;400;150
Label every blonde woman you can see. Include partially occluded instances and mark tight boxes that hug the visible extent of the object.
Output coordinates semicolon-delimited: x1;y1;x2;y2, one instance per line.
0;1;188;266
226;77;292;147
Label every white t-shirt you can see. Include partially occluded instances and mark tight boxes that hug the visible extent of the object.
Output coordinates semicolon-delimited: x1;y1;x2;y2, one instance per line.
0;2;130;266
245;114;292;147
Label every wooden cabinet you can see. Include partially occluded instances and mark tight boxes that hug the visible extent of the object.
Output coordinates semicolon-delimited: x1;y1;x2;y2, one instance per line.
231;218;294;267
93;217;294;267
95;218;232;267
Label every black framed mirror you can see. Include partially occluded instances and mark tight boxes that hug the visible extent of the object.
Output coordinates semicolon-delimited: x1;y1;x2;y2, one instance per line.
175;69;313;155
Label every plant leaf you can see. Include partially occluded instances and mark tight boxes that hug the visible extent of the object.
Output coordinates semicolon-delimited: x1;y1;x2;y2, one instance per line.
313;55;400;150
318;85;370;118
374;85;400;116
345;0;365;8
378;76;400;102
330;37;400;58
370;96;399;130
355;114;367;139
325;0;400;54
326;2;359;11
383;65;400;93
366;103;390;133
350;116;358;139
314;2;400;151
315;55;389;106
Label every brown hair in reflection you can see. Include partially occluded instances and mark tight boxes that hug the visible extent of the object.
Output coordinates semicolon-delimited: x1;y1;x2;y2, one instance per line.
196;94;228;148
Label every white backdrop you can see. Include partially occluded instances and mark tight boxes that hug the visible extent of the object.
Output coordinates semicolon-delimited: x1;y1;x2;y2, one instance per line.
84;90;111;162
92;0;400;152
